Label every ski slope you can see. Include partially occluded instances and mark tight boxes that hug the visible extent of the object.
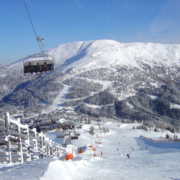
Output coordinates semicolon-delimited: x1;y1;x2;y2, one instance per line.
0;122;180;180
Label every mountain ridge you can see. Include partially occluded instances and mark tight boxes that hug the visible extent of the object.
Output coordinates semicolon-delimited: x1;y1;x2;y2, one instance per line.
46;39;180;73
5;39;180;74
1;39;180;129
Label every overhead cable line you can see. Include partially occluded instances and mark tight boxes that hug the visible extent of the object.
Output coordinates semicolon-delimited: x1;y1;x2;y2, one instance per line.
22;0;43;53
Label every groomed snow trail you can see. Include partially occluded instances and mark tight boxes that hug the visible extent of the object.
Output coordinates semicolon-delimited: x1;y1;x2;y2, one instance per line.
0;123;180;180
42;123;180;180
74;123;180;180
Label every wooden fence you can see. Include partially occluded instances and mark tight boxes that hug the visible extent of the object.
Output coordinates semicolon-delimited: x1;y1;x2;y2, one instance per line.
0;112;65;163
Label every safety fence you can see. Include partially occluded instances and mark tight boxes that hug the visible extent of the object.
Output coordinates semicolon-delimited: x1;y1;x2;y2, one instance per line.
0;112;65;163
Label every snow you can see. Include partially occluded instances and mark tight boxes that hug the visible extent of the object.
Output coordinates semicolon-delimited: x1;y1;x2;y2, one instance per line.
85;104;101;109
126;102;134;109
7;39;180;77
148;95;159;100
2;40;180;178
4;39;180;114
170;103;180;109
52;83;70;106
46;40;180;73
1;122;180;180
0;157;55;180
149;82;160;88
57;118;66;123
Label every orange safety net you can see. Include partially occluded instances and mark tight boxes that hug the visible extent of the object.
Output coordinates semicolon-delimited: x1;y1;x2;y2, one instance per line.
65;153;73;160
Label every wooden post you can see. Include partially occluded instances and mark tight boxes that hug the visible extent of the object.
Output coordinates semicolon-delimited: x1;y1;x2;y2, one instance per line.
32;128;38;160
44;136;48;157
47;145;50;156
40;134;46;157
50;147;53;156
55;148;57;157
5;112;11;163
57;148;60;157
5;112;9;133
6;137;11;163
17;119;23;163
56;148;58;157
26;125;31;161
39;133;43;156
49;140;53;156
58;149;61;157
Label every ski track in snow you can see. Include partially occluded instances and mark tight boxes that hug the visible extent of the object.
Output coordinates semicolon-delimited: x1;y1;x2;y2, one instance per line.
50;75;112;112
1;122;180;180
52;83;70;106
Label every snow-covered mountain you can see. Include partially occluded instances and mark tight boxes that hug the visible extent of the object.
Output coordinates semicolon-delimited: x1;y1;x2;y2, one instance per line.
1;39;180;128
6;39;180;74
47;40;180;70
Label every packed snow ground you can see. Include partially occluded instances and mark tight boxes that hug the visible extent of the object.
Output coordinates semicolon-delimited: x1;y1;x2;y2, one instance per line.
0;122;180;180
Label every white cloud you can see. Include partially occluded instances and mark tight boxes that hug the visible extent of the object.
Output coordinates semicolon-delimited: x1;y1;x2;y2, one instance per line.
0;11;15;17
72;27;89;36
88;8;110;21
73;0;84;10
150;18;170;35
150;0;180;36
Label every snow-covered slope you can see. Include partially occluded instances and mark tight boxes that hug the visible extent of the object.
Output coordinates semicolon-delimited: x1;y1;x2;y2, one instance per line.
45;40;180;73
0;122;180;180
6;39;180;74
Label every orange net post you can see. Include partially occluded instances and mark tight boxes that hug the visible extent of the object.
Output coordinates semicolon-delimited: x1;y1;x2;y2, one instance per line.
79;148;84;153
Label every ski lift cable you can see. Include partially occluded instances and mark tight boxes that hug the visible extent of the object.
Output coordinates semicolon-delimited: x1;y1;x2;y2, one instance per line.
22;0;55;76
22;0;43;53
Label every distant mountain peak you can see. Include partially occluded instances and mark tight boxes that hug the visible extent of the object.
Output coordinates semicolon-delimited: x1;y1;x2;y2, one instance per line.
43;40;180;73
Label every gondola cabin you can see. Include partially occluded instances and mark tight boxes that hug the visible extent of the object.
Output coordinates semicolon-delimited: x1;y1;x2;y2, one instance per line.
23;54;54;75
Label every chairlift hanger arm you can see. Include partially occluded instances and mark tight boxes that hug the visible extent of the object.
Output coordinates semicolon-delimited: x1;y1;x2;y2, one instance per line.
37;36;45;53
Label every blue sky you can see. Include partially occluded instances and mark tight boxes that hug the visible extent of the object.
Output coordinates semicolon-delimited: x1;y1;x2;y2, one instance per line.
1;0;180;66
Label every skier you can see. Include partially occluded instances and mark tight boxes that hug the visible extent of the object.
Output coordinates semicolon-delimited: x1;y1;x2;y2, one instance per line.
127;154;130;158
101;152;103;156
39;154;44;159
